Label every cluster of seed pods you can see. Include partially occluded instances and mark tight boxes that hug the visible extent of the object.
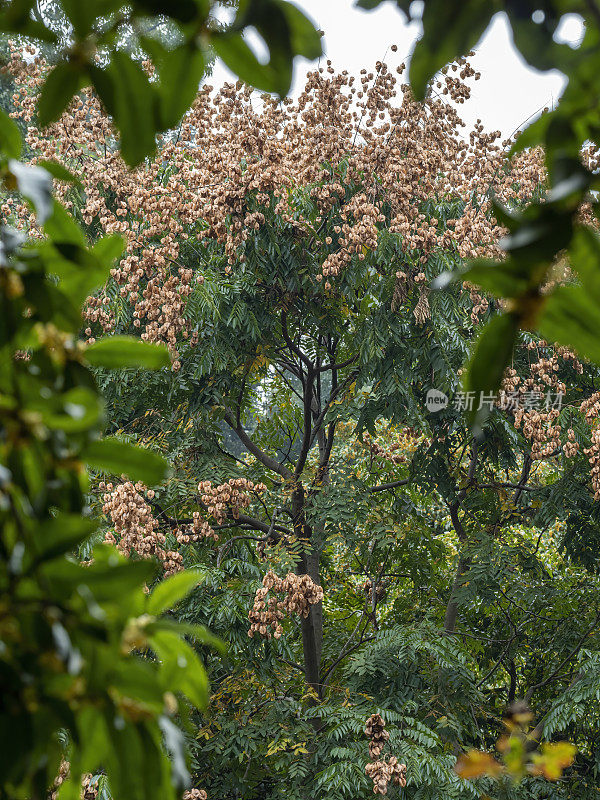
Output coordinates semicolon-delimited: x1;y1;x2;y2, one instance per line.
364;714;407;794
248;570;323;639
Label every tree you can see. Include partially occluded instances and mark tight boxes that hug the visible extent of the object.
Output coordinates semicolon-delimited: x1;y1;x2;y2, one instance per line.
8;0;600;416
9;49;600;797
0;107;219;800
0;0;322;167
359;0;600;435
0;4;320;798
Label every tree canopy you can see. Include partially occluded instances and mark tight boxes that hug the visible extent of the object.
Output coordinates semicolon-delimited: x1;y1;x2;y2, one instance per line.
3;2;600;799
360;0;600;431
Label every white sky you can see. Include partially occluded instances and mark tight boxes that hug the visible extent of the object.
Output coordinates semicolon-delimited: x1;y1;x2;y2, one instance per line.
208;2;585;139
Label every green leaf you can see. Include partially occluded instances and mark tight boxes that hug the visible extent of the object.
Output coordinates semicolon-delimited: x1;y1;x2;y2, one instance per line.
82;438;169;484
463;313;520;432
8;160;53;223
60;0;102;36
37;240;110;307
0;109;22;159
91;234;125;266
37;160;83;188
499;210;573;268
38;386;103;433
150;631;209;709
0;0;58;42
137;726;171;800
409;0;492;100
43;200;87;246
104;722;146;800
76;708;112;773
567;226;600;303
510;110;552;154
148;618;225;653
110;659;166;713
213;0;321;97
356;0;388;7
539;285;600;365
279;1;323;60
109;51;158;166
146;569;204;615
41;544;155;602
433;258;530;298
547;157;593;205
37;63;82;127
136;0;202;23
213;33;283;95
29;514;98;568
87;64;117;118
25;278;82;332
156;43;206;129
509;14;570;74
85;337;171;369
463;259;530;297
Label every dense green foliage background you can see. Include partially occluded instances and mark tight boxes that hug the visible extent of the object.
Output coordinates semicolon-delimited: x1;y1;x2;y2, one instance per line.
87;181;600;800
3;2;600;799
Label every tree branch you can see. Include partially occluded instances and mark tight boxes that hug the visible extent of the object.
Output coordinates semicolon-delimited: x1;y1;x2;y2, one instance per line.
151;500;291;538
513;453;532;506
369;478;410;493
525;610;600;702
216;534;268;567
280;310;313;370
223;410;292;480
308;369;359;451
315;354;358;373
294;362;315;478
321;630;376;690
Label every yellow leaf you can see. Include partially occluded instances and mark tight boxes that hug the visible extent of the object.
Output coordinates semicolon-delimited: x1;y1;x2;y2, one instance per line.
532;742;576;780
455;750;503;780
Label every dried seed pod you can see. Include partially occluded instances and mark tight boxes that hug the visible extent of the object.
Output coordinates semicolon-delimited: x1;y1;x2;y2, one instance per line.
365;715;407;794
248;570;323;639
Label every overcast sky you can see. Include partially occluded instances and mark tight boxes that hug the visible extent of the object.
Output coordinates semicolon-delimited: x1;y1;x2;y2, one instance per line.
209;1;585;139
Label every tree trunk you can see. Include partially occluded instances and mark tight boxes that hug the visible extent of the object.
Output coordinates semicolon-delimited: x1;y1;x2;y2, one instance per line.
305;548;323;666
299;570;322;693
444;499;469;634
291;485;322;694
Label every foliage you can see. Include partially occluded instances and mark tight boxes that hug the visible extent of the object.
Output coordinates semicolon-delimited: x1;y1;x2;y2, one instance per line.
8;51;598;797
0;0;322;165
360;0;600;432
0;109;215;800
5;8;600;798
456;704;576;783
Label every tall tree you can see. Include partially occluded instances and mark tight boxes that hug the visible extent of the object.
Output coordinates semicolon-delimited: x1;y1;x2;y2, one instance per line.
7;51;600;796
359;0;600;431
